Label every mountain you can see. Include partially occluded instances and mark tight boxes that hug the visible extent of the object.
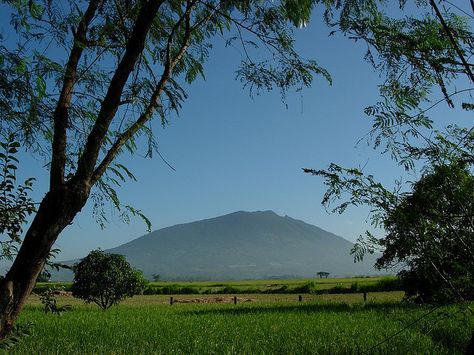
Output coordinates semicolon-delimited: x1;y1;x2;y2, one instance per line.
54;211;381;280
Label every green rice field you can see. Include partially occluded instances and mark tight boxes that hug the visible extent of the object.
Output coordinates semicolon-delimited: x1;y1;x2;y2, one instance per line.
36;276;400;295
6;291;473;354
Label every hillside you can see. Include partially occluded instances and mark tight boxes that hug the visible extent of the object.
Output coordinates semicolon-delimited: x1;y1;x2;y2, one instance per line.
53;210;380;280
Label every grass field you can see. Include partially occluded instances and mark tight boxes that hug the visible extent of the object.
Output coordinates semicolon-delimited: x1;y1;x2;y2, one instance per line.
6;291;473;354
37;276;400;295
148;276;395;289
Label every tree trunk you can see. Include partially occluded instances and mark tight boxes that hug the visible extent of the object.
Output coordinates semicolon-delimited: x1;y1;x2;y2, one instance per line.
0;181;90;338
466;330;474;355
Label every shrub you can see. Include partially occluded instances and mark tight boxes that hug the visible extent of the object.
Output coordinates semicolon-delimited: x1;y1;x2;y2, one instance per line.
291;281;316;294
360;278;403;293
177;287;200;295
71;250;146;310
39;288;72;315
220;286;240;294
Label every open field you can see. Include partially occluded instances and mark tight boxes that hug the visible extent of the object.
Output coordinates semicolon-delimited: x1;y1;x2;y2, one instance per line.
26;291;406;306
6;292;473;354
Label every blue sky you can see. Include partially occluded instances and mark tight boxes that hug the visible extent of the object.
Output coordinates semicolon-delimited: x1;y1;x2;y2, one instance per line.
5;3;472;260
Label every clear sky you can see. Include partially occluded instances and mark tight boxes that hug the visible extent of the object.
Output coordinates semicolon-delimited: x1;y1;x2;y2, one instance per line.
5;3;472;260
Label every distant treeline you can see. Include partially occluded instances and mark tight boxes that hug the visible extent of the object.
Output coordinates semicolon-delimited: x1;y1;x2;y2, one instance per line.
141;278;402;295
34;277;402;295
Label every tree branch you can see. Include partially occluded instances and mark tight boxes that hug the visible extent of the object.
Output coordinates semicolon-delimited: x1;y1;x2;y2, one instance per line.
73;0;166;184
91;1;198;183
429;0;474;83
50;0;102;189
197;0;279;42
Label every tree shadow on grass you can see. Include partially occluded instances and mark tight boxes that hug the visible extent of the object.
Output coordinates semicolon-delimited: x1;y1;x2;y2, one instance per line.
179;301;421;317
179;301;470;353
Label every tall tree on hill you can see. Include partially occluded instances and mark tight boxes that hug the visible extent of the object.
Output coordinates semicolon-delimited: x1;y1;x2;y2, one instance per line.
0;0;335;337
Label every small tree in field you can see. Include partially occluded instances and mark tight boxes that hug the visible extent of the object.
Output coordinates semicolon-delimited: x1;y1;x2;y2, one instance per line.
71;250;146;310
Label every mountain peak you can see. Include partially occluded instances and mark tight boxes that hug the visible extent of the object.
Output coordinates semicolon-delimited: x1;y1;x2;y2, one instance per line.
229;210;278;216
103;210;378;280
54;211;380;281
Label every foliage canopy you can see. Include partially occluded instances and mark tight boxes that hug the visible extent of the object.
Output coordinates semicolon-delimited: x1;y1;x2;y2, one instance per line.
380;163;474;303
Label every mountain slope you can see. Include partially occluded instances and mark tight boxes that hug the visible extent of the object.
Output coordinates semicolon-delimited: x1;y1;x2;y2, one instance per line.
56;210;379;280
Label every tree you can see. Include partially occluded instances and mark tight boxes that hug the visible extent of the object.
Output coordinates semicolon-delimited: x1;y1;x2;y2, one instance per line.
152;273;161;282
377;163;474;304
304;0;474;293
0;0;331;335
316;271;330;279
304;0;473;352
71;250;146;310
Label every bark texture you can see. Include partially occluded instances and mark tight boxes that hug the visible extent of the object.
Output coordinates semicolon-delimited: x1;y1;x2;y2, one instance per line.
0;181;91;337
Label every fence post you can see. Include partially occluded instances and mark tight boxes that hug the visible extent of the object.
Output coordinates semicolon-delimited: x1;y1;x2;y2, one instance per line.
299;295;302;302
363;292;367;302
170;296;174;306
233;296;237;305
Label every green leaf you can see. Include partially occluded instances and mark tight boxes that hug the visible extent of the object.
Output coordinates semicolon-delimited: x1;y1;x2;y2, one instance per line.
35;76;46;99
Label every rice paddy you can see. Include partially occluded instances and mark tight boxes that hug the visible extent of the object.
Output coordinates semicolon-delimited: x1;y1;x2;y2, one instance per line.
7;290;473;354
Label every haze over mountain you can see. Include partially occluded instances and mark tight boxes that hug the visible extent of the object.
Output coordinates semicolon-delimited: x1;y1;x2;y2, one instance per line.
53;210;381;281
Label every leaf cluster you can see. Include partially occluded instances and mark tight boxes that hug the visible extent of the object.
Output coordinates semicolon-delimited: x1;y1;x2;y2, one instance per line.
39;287;72;315
321;0;473;168
303;164;400;225
379;163;474;303
0;135;36;260
0;321;33;350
